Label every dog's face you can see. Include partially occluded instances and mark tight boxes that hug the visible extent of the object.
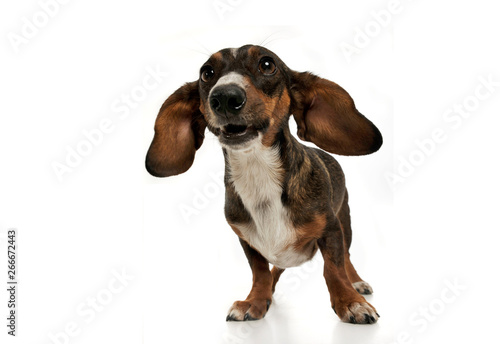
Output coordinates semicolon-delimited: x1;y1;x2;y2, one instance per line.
198;45;292;150
146;45;382;177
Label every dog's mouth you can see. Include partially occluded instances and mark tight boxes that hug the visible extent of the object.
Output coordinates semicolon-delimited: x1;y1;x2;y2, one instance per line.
221;124;253;137
215;123;259;146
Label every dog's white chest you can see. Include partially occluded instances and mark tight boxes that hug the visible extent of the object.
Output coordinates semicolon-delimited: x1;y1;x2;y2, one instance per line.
227;143;308;268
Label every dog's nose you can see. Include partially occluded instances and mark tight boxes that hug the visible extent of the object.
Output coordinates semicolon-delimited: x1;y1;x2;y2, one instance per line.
210;85;246;116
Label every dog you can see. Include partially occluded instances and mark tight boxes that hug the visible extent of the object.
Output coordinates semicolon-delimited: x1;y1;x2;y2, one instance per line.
145;45;382;324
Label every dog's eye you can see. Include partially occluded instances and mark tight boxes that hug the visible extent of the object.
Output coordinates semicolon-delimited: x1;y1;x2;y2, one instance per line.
200;66;215;82
258;57;277;75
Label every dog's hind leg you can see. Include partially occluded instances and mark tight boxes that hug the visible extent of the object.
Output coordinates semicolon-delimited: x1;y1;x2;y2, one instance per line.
271;266;285;293
337;191;374;295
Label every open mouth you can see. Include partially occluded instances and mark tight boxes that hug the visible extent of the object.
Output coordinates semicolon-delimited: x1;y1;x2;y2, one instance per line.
222;124;250;138
219;124;258;145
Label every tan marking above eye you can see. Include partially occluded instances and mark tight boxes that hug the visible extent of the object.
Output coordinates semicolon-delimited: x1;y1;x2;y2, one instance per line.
212;51;223;60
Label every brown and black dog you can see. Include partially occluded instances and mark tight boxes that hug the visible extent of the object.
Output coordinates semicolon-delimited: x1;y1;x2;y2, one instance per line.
146;45;382;324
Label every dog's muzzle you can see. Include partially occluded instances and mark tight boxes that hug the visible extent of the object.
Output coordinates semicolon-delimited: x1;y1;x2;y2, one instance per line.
208;85;260;147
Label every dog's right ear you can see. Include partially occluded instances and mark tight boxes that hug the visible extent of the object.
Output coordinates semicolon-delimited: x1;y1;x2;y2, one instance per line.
146;81;206;177
290;71;382;156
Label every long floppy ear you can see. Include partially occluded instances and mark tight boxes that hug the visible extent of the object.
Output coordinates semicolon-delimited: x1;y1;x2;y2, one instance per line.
146;81;206;177
290;72;382;156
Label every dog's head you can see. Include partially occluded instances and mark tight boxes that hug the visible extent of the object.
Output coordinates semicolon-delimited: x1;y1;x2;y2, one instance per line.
146;45;382;177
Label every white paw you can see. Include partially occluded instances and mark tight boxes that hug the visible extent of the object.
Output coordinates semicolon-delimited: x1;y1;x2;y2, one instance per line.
340;302;379;324
352;281;373;295
226;304;246;321
226;299;271;321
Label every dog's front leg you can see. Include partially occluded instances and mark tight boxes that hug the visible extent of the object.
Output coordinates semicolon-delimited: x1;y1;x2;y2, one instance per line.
318;217;379;324
226;239;273;321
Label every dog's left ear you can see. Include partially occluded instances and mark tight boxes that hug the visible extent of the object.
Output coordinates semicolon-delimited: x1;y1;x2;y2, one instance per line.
290;71;382;156
146;81;206;177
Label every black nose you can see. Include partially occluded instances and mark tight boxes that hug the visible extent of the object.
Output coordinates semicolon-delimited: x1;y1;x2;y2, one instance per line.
209;85;246;116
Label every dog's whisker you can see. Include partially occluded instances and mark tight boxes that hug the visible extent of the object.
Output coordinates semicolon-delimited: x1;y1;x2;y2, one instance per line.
259;31;286;48
187;41;213;57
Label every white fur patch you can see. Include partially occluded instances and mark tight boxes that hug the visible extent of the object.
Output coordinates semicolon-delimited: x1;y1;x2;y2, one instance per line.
209;72;246;99
227;142;310;268
352;281;373;294
342;302;379;324
230;48;238;58
227;304;245;320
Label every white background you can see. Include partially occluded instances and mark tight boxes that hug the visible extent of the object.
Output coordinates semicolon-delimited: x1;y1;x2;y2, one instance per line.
1;0;499;343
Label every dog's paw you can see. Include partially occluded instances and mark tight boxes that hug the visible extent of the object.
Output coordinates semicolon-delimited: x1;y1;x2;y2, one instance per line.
352;281;373;295
226;299;271;321
335;301;379;324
